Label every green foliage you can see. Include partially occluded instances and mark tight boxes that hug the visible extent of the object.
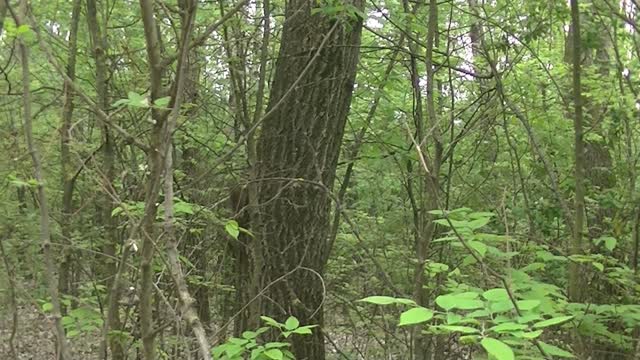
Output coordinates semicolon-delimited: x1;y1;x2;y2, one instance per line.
211;316;316;360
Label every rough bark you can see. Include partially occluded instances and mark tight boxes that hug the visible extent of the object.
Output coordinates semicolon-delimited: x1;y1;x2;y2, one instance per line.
251;1;363;358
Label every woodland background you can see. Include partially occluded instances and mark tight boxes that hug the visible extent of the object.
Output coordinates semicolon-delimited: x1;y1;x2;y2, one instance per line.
1;0;640;359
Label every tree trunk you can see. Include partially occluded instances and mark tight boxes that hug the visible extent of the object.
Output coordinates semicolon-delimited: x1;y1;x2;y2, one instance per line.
568;0;586;356
250;1;363;358
14;1;71;358
58;0;82;315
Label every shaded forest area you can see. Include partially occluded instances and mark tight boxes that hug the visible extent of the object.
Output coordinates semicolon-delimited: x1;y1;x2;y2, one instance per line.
2;0;640;359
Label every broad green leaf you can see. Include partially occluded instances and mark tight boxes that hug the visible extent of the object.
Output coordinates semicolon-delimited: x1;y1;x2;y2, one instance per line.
264;349;284;360
61;316;74;326
242;331;258;339
265;342;290;349
228;337;249;346
490;322;528;333
398;307;433;326
426;262;449;273
42;303;53;312
292;325;316;335
225;220;240;240
533;316;574;329
284;316;299;330
469;241;487;256
358;296;415;305
538;341;575;358
513;330;543;339
489;300;515;313
481;337;514;360
435;325;479;334
127;91;149;107
604;237;617;251
447;313;463;324
154;96;171;108
468;217;491;230
592;262;604;272
516;300;541;311
483;288;509;302
261;316;282;328
517;313;543;324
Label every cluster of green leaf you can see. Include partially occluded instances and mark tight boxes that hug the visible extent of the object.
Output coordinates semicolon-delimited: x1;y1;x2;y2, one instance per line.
357;208;640;358
212;316;316;360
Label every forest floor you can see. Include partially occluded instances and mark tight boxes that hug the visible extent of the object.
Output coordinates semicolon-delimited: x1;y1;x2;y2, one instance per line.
0;305;101;359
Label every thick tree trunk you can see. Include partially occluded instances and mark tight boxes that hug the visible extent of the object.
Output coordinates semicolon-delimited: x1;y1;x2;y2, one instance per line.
251;1;363;358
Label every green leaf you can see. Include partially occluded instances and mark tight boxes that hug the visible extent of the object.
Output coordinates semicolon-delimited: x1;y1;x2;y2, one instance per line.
538;341;575;358
16;24;30;34
468;217;491;230
261;316;282;328
42;303;53;312
358;296;415;305
447;313;463;324
483;288;509;302
398;307;433;326
426;262;449;273
242;331;258;339
481;337;514;360
516;300;541;311
603;237;617;251
112;98;130;107
490;322;528;333
61;316;74;326
67;329;81;338
469;241;487;256
533;316;574;329
264;348;284;360
292;325;316;335
513;330;543;339
153;96;171;108
127;91;149;108
284;316;299;330
228;337;249;346
592;262;604;272
265;342;290;349
489;300;515;313
225;220;240;240
225;344;244;358
174;200;195;215
434;325;479;334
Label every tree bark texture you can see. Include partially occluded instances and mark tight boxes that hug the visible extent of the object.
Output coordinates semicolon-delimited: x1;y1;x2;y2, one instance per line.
251;1;363;358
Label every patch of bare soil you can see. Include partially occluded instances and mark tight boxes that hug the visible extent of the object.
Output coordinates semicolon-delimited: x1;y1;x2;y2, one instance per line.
0;305;101;360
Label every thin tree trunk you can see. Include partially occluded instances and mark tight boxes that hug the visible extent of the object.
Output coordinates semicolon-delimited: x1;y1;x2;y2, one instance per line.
58;0;83;315
138;0;169;356
568;0;586;305
162;2;211;359
412;1;441;359
568;0;586;356
13;1;71;358
85;0;123;358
